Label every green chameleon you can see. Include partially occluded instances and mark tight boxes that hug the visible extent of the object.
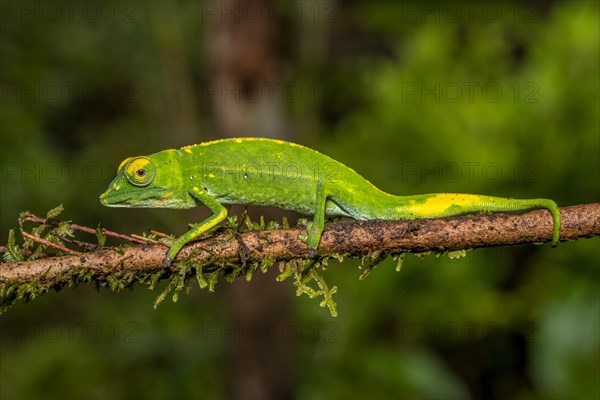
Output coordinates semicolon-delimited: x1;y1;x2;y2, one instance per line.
100;138;560;267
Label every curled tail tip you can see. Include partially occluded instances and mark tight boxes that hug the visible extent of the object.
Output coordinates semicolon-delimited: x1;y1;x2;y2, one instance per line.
545;200;560;247
551;228;560;247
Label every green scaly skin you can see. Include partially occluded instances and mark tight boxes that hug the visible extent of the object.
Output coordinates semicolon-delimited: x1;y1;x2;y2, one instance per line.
100;138;561;267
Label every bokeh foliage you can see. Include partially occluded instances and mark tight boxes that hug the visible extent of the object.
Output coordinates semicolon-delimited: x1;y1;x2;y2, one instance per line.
1;1;598;399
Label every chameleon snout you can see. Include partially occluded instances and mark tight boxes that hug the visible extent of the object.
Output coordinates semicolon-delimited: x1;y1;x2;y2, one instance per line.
99;189;116;207
99;185;128;207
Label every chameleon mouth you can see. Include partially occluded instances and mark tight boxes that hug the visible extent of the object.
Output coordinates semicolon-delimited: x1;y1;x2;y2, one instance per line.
99;189;135;207
100;195;155;208
99;187;176;208
99;193;128;207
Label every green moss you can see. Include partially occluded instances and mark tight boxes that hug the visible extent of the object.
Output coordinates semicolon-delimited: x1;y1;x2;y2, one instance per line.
358;250;387;280
0;206;439;317
288;258;339;317
3;229;24;262
447;249;468;260
95;225;106;247
393;253;405;272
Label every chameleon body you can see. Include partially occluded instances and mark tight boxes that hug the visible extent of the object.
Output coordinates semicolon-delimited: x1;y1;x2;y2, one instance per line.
100;138;561;267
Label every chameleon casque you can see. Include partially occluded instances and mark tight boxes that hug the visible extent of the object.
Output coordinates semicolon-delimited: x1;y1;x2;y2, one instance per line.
100;138;561;267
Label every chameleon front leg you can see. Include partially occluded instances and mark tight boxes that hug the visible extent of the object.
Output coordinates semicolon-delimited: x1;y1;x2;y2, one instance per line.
163;186;228;268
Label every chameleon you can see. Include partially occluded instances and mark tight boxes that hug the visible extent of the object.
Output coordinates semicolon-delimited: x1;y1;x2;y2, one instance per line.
100;137;561;267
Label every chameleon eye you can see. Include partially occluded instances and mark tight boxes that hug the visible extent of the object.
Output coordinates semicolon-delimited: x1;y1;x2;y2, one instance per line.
124;157;155;187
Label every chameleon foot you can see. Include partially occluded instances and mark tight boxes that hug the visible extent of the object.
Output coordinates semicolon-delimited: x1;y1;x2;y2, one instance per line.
308;248;318;259
163;256;173;268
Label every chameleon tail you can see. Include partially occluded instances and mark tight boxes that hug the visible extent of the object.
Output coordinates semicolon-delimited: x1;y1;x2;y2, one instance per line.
385;194;561;246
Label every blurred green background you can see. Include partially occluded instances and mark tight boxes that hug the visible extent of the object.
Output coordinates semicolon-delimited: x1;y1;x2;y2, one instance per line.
1;1;598;399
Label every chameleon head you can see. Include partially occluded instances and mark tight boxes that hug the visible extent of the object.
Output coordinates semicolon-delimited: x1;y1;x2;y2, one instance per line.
100;154;192;208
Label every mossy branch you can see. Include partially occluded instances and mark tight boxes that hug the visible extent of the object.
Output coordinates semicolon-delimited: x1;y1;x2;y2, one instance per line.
1;203;599;315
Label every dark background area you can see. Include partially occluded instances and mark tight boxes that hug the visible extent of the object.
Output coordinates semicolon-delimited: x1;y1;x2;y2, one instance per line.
0;1;598;399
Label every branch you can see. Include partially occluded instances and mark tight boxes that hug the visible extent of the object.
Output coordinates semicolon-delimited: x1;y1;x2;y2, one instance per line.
1;203;599;284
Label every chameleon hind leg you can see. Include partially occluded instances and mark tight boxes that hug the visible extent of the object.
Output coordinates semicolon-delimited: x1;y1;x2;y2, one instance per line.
163;186;228;268
306;181;360;257
307;180;340;258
